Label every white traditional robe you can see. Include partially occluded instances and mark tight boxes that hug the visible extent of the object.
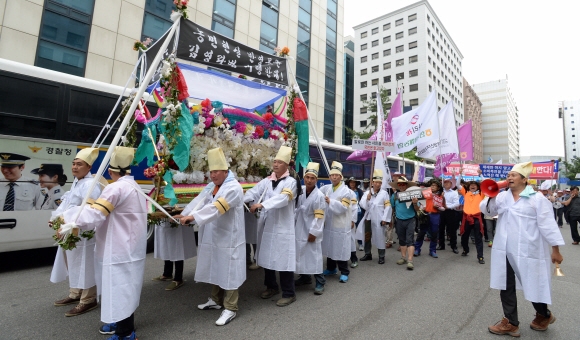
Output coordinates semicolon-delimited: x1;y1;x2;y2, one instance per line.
244;212;258;245
182;174;246;290
320;183;357;261
244;173;297;272
356;189;392;249
63;176;147;323
154;221;197;261
50;174;101;289
481;187;565;304
295;186;326;274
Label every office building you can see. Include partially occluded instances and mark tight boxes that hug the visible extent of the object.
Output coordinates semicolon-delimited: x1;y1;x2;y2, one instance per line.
463;77;483;163
559;100;580;162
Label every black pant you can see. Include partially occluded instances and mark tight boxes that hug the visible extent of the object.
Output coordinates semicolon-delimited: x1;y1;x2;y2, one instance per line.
350;251;358;263
501;257;549;326
569;215;580;242
461;219;483;258
327;257;350;276
116;313;135;337
553;208;564;226
440;210;458;249
163;260;184;282
264;269;295;298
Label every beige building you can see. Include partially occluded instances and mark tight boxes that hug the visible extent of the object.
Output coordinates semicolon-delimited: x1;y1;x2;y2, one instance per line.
463;77;483;163
0;0;346;143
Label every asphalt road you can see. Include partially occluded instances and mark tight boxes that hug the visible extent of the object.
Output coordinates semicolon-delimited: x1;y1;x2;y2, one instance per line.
1;226;578;340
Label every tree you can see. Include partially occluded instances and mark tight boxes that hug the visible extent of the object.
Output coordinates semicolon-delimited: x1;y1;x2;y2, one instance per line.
562;156;579;180
345;86;390;140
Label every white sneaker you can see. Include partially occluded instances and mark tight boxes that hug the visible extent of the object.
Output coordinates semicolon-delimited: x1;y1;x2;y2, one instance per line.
197;298;222;310
358;245;364;251
215;309;236;326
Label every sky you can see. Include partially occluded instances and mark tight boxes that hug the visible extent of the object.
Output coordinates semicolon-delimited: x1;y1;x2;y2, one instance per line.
343;0;580;158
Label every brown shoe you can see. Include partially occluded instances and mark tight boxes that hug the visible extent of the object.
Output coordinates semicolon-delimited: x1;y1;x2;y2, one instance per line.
64;301;98;317
276;296;296;307
488;317;520;337
530;312;556;331
386;243;392;249
260;288;280;299
54;297;80;306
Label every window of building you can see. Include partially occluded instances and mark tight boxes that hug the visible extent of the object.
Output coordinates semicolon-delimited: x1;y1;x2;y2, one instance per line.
361;43;367;50
360;68;367;75
372;52;378;60
361;81;367;88
384;75;391;83
383;35;391;43
396;45;404;53
36;0;95;76
409;84;418;91
383;49;391;56
396;72;404;80
371;78;378;86
383;62;391;69
395;18;403;26
409;41;417;49
409;69;418;77
372;27;378;35
361;31;367;38
408;13;417;21
396;59;404;66
408;27;417;35
429;85;432;92
372;40;378;47
360;107;367;114
427;14;430;21
361;56;367;63
396;31;403;39
259;1;280;53
212;0;237;38
409;55;418;63
383;23;391;30
410;98;419;106
360;94;367;101
360;120;367;127
573;134;576;137
371;92;377;98
372;65;379;73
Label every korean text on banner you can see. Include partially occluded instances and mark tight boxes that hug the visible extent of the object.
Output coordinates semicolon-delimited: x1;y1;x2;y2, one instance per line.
417;100;458;159
391;91;438;154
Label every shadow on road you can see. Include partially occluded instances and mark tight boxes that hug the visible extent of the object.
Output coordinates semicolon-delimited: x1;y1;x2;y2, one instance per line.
0;247;57;273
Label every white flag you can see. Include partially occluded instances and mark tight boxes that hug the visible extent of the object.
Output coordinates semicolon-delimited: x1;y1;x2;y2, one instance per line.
375;151;392;191
391;91;438;154
496;159;503;164
416;100;458;159
374;87;391;191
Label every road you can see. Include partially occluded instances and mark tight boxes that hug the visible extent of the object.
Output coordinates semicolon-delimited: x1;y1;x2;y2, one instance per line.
1;226;578;340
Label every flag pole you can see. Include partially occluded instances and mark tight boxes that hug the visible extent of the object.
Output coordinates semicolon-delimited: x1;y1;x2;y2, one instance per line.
396;84;406;178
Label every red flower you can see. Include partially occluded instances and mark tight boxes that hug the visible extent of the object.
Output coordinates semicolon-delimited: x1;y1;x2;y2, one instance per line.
262;113;274;122
201;98;212;109
255;126;265;138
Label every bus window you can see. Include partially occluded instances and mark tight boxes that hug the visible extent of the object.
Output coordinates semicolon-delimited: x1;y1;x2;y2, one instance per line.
363;164;371;179
425;168;434;178
324;149;337;161
0;73;60;120
0;115;57;140
405;163;414;179
309;146;320;159
68;89;122;126
341;163;363;179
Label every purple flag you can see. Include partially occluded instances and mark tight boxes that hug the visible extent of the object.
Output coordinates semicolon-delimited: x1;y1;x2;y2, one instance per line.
434;153;458;177
347;90;402;161
457;120;473;161
418;165;426;182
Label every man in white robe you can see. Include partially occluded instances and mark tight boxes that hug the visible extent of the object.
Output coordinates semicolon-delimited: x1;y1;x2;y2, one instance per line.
178;147;245;326
50;148;101;317
244;145;298;307
321;161;357;283
294;162;326;294
61;147;146;340
483;162;564;337
357;169;391;264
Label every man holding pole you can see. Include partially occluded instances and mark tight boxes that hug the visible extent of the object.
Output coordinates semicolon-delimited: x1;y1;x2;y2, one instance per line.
244;146;298;307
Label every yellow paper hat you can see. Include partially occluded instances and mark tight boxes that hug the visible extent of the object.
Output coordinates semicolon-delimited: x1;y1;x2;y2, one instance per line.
304;162;320;178
109;147;134;173
208;147;228;171
275;145;292;164
372;169;383;181
75;148;99;166
511;161;533;178
329;161;343;176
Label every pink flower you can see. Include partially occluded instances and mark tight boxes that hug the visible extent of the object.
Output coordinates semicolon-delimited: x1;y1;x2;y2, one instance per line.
233;121;246;134
204;116;214;128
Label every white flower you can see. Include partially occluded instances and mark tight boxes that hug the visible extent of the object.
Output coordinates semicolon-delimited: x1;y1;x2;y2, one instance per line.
161;60;172;77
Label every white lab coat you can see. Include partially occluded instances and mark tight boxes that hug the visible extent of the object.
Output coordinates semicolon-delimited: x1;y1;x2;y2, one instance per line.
154;221;197;261
481;188;565;304
183;176;246;290
320;183;357;261
356;189;392;249
295;186;326;274
50;174;101;289
244;174;297;272
63;176;147;323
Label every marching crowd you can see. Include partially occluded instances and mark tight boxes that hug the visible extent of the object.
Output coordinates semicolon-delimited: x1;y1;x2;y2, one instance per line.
44;145;567;339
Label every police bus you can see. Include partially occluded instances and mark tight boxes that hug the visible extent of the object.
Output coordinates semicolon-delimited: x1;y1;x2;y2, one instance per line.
0;58;432;253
